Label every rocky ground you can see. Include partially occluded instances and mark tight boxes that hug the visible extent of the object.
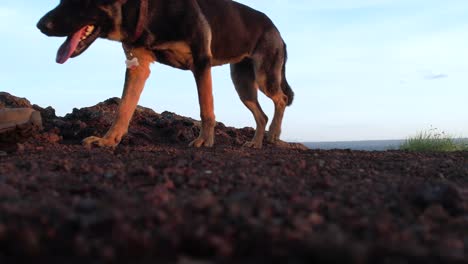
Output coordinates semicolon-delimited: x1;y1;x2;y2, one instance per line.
0;93;467;263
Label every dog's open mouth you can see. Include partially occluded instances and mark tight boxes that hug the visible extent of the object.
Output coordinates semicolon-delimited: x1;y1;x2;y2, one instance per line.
56;25;100;64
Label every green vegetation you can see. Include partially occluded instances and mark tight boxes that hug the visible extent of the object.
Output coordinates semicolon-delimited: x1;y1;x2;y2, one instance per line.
400;128;468;152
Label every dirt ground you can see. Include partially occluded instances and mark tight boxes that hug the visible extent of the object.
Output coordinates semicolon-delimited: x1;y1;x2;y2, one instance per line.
1;93;467;263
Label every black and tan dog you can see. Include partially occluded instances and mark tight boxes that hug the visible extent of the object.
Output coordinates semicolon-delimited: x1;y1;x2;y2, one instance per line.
37;0;294;148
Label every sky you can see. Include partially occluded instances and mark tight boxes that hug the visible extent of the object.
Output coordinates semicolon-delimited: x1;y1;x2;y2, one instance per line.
1;0;468;142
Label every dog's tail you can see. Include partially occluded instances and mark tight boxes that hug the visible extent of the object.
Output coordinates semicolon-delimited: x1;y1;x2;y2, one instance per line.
281;42;294;106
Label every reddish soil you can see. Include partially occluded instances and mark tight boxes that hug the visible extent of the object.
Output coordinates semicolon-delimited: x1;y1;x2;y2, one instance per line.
1;93;467;263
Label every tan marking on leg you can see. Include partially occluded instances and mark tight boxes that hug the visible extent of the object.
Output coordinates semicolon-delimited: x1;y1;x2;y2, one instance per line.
267;93;287;143
83;48;155;148
242;100;268;148
190;67;216;148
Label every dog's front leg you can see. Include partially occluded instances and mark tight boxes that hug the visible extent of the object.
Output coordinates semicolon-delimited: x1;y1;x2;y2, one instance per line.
83;48;155;148
189;56;216;148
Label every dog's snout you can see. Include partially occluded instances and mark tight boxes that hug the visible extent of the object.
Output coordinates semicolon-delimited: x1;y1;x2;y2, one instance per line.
37;17;55;34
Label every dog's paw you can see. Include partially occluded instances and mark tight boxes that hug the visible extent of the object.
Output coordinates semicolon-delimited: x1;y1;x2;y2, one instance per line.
82;136;118;148
189;136;214;148
243;141;263;149
266;139;291;149
266;132;280;144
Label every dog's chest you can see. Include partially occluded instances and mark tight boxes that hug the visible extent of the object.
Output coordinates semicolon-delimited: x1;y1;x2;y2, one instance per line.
152;41;193;70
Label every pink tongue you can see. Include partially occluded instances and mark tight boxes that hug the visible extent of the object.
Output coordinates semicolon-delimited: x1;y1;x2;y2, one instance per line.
56;27;87;64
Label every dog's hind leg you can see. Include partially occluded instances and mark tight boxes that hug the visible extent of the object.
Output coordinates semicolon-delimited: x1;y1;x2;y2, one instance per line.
230;59;268;148
82;47;155;148
252;30;292;144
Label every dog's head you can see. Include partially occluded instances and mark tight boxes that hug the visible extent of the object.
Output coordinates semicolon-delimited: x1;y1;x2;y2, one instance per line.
37;0;121;64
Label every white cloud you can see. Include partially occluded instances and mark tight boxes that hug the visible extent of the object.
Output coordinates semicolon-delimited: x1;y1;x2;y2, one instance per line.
424;73;448;80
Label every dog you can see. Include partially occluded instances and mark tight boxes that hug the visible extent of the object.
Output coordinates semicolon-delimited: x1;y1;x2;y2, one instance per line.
37;0;294;148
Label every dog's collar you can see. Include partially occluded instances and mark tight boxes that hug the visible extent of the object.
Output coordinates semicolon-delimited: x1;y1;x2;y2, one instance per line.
119;0;148;42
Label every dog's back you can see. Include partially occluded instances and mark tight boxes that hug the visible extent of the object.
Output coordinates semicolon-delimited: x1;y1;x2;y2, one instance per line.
196;0;277;64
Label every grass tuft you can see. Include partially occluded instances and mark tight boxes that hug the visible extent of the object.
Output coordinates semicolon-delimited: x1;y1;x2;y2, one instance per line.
400;127;468;152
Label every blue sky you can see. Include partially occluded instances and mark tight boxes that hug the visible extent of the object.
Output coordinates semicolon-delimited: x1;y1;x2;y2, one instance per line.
1;0;468;142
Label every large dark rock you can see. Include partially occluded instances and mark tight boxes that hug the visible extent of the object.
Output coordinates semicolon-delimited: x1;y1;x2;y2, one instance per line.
0;93;43;148
45;97;254;146
0;92;32;109
1;92;305;149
